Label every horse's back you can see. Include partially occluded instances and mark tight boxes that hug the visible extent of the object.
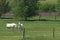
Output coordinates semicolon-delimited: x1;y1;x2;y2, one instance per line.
6;23;16;27
6;24;11;27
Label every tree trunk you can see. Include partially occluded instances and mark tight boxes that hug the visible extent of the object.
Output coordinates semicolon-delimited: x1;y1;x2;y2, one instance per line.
55;15;56;20
25;17;27;21
39;15;41;21
55;13;56;21
0;14;1;19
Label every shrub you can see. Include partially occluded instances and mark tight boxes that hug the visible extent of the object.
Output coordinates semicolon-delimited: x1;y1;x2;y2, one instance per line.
37;2;56;12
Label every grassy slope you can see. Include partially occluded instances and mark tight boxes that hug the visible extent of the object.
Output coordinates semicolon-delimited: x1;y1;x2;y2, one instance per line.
0;19;60;40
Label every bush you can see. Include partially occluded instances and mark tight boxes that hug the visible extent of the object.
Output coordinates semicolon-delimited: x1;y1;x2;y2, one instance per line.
37;2;56;12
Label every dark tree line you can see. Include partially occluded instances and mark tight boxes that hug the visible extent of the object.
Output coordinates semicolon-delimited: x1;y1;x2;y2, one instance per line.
0;0;60;21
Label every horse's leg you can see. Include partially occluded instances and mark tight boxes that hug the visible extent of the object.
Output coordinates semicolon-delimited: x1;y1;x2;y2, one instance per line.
12;27;14;32
6;27;9;32
18;28;21;31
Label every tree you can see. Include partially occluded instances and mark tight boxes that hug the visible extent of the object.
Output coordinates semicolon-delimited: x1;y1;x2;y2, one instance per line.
0;0;10;18
56;0;60;12
10;0;27;20
24;0;38;20
11;0;38;21
55;0;60;20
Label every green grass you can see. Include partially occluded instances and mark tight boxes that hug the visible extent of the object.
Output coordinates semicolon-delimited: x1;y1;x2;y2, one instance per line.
29;16;60;20
0;19;60;40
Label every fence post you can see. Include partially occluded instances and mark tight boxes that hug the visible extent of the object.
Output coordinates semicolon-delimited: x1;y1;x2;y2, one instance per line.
23;28;25;40
53;26;55;38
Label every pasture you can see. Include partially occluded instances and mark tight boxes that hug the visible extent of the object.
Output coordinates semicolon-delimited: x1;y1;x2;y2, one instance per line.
0;19;60;40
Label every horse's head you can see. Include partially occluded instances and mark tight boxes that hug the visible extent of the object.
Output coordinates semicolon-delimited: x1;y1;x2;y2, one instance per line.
21;24;23;26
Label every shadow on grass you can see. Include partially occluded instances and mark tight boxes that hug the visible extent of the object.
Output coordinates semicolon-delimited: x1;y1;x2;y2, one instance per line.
1;17;14;19
20;19;60;22
1;18;60;22
19;37;32;40
19;36;54;40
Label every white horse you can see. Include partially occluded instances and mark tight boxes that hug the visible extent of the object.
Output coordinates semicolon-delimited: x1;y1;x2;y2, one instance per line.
6;22;25;32
18;23;24;31
18;22;24;31
6;23;16;32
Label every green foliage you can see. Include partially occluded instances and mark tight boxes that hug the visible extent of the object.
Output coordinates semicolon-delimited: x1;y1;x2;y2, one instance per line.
56;0;60;13
11;0;38;20
23;0;38;20
0;0;10;18
38;2;56;12
10;0;27;20
24;0;37;17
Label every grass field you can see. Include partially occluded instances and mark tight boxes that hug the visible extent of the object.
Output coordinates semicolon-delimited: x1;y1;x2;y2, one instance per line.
0;19;60;40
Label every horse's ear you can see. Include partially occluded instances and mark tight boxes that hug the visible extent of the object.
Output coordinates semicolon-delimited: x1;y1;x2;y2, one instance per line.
18;22;20;24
